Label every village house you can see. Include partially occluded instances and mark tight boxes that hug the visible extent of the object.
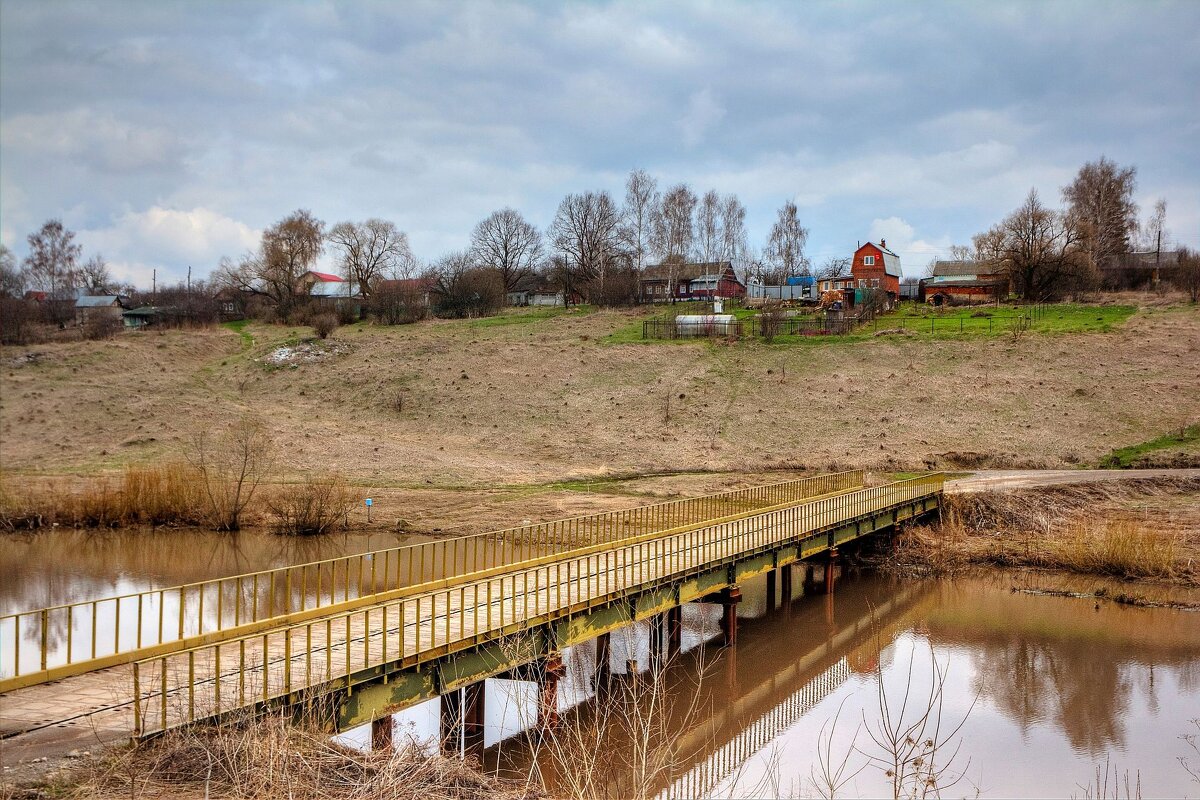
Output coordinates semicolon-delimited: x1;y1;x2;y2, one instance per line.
638;261;746;302
849;240;902;307
375;277;437;308
921;260;1007;305
74;294;128;326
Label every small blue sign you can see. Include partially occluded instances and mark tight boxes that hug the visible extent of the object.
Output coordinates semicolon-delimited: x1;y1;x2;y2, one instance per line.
365;498;373;507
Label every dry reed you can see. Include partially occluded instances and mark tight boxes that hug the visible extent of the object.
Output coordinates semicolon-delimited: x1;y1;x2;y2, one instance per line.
888;478;1200;584
63;712;536;800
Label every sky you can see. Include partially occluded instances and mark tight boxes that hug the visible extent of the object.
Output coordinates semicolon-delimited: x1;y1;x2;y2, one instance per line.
1;0;1198;288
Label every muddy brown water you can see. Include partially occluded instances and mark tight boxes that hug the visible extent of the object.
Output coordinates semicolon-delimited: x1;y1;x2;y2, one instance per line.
3;529;1200;797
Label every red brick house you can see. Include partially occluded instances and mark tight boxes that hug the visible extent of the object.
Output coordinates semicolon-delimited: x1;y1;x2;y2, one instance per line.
920;261;1007;305
850;240;902;305
638;261;746;302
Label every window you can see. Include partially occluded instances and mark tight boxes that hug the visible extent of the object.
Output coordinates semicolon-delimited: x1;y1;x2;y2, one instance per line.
863;255;875;266
872;278;880;287
859;279;867;288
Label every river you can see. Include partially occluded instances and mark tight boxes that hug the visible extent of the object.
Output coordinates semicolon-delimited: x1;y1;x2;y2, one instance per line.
2;529;1199;797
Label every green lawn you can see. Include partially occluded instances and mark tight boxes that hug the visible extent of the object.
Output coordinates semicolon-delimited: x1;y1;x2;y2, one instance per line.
1097;423;1200;468
462;304;595;328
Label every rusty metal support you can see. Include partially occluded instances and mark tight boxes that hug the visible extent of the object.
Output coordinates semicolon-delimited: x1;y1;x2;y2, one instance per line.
539;652;565;731
667;605;683;658
371;715;394;752
825;548;839;595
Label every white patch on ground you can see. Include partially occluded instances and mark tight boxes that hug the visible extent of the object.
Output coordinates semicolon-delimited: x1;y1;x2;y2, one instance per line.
260;339;354;367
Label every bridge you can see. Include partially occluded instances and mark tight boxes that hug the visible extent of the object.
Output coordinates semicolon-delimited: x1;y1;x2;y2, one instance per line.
0;470;943;760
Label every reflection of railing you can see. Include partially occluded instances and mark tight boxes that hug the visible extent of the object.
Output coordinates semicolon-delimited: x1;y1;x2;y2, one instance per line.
0;471;863;688
133;474;943;736
663;658;852;800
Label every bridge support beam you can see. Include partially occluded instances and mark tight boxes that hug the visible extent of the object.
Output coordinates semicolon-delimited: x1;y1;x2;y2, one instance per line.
718;586;741;647
780;564;793;610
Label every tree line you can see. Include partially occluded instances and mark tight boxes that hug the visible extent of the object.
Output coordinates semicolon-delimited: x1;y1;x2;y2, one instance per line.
950;157;1198;300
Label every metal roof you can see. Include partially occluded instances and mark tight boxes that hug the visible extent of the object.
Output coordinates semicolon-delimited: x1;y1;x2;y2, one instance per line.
931;260;983;278
310;281;361;298
75;295;123;308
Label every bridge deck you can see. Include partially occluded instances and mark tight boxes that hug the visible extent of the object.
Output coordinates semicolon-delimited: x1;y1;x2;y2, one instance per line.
0;473;943;757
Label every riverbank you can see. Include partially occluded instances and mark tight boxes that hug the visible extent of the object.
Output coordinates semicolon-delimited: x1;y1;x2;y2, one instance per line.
887;476;1200;585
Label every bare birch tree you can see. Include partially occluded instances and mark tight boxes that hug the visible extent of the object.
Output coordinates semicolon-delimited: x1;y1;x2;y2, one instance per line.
652;184;697;299
327;218;411;296
469;207;543;294
720;194;748;266
550;191;625;304
1062;156;1138;268
79;254;115;294
764;200;810;282
696;190;723;263
620;169;659;273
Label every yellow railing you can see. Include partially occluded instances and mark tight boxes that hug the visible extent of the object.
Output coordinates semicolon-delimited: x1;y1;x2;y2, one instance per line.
1;471;862;688
132;473;941;735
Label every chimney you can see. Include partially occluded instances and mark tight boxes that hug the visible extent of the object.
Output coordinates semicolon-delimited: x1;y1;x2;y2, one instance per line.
881;238;887;249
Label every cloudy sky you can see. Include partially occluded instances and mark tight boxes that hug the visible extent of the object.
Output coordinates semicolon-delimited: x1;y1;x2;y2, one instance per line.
1;1;1197;287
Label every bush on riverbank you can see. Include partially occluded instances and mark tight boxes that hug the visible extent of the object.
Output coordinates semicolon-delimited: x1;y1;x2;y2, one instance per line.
888;478;1200;583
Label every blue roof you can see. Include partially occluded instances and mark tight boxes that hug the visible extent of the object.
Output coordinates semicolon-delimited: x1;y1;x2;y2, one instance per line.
785;275;815;286
75;295;123;308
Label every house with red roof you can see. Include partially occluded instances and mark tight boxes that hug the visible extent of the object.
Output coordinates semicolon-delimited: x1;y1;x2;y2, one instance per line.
850;239;902;307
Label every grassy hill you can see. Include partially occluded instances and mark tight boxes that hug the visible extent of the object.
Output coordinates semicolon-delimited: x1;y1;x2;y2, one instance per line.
1;298;1197;489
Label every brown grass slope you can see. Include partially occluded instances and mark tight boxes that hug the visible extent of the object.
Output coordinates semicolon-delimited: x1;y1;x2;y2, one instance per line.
1;302;1198;487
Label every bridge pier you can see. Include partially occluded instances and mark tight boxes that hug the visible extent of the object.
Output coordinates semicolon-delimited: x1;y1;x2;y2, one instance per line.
538;652;565;731
803;563;816;594
649;612;666;671
825;548;839;595
595;632;611;691
766;569;777;611
667;605;683;658
780;564;793;610
371;715;394;752
718;586;741;647
440;682;486;756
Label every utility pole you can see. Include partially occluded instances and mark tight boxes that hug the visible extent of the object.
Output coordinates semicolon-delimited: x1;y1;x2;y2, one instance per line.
1154;229;1162;287
152;268;156;301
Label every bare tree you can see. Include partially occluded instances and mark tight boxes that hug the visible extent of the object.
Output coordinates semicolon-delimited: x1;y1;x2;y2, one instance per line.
1063;156;1138;269
720;194;748;266
430;250;504;318
620;168;659;273
974;188;1088;300
0;244;22;297
550;190;624;303
79;254;115;294
696;189;722;263
217;209;325;319
189;417;274;531
1176;247;1200;303
815;256;850;281
326;219;411;296
764;200;810;281
469;207;543;295
23;219;82;297
651;183;697;300
1140;198;1168;252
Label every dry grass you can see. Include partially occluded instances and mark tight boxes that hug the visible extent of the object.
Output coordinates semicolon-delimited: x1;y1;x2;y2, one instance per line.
889;478;1200;583
57;713;536;800
1;300;1197;487
0;463;213;530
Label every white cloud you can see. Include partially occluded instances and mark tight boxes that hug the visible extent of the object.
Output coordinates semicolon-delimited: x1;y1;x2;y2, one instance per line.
78;207;261;279
0;109;186;173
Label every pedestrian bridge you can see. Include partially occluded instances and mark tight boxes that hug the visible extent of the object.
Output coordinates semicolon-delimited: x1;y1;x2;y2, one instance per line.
0;470;943;755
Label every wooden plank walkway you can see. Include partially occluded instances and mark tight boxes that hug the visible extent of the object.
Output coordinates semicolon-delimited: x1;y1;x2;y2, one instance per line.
0;474;942;757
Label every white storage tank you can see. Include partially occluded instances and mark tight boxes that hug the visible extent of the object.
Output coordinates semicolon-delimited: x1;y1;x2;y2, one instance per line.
675;314;737;337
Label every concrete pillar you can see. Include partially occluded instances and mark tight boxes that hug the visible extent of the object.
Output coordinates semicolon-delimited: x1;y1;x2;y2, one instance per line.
780;564;793;609
667;605;683;658
766;569;777;612
648;613;666;672
539;652;565;731
719;586;742;647
371;715;394;752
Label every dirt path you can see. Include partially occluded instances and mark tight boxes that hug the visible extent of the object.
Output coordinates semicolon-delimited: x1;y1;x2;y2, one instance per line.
946;468;1200;493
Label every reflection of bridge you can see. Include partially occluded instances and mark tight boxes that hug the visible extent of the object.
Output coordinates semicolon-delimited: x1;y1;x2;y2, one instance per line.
0;471;942;759
660;579;930;800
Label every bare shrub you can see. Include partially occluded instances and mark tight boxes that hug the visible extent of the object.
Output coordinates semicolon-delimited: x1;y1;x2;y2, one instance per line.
82;313;123;341
313;312;339;339
189;417;274;531
0;297;40;344
759;303;786;342
268;475;354;535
